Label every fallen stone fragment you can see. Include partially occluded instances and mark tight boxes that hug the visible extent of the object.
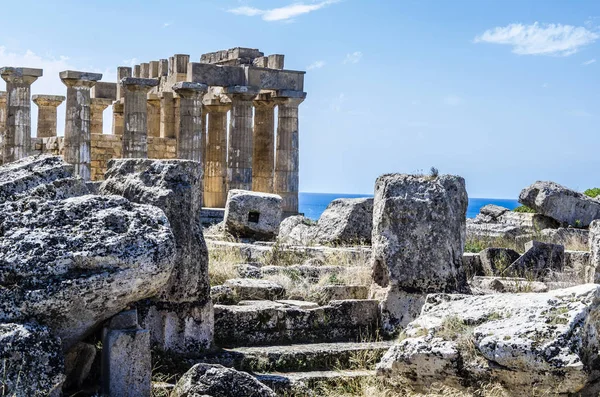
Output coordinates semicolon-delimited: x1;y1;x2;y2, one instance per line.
479;247;521;276
506;240;564;279
314;197;373;244
171;363;276;397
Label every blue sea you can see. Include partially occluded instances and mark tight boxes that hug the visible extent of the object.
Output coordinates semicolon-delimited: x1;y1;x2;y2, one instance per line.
299;193;519;221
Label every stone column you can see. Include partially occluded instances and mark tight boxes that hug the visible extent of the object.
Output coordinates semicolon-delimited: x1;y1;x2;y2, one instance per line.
0;67;42;163
172;82;208;161
90;98;113;135
32;95;64;138
140;63;150;78
204;104;230;208
60;71;102;180
160;91;175;138
116;67;132;100
252;94;276;193
147;94;161;138
0;92;6;165
274;92;306;214
224;86;259;192
112;101;124;136
121;77;159;158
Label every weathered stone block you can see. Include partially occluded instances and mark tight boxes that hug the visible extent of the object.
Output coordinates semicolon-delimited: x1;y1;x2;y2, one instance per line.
479;247;521;276
223;278;286;301
224;189;283;239
314;197;373;244
506;240;564;279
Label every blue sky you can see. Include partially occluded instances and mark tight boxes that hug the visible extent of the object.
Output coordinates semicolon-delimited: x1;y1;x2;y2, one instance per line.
1;0;599;198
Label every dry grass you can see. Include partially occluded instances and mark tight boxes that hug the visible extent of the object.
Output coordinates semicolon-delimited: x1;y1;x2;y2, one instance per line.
207;245;244;286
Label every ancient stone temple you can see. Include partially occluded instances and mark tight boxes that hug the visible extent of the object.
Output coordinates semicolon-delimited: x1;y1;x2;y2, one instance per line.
0;48;306;214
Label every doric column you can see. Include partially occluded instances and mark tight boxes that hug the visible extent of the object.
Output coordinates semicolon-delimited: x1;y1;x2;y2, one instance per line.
60;70;102;180
116;67;132;100
204;104;230;208
252;94;276;193
0;67;42;163
32;95;65;138
112;101;124;136
159;91;175;138
90;98;113;135
147;94;161;138
133;65;141;78
172;82;208;162
274;91;307;214
140;63;150;78
121;77;159;158
224;86;259;192
0;92;6;165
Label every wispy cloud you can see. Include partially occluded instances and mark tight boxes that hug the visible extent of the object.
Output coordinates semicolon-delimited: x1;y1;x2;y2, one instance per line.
443;95;463;106
542;82;549;88
227;0;340;22
123;58;139;67
343;51;363;64
307;60;325;70
474;22;599;56
331;93;346;112
583;58;597;65
163;22;171;28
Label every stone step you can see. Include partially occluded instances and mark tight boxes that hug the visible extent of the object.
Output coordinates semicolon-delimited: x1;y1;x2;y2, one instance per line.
195;341;393;373
255;369;376;396
214;299;380;347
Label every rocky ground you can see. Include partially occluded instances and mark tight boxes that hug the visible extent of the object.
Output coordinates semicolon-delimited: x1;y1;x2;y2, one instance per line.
2;156;600;397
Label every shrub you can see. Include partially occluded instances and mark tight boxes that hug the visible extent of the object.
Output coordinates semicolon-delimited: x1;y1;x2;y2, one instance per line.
513;205;535;213
584;188;600;198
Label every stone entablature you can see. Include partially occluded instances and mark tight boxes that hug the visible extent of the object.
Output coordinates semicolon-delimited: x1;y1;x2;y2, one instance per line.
0;47;307;213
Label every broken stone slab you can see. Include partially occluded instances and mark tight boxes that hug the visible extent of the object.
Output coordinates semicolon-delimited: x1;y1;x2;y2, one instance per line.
277;215;318;245
224;189;283;240
467;204;558;240
0;194;175;351
100;158;209;304
520;181;600;227
505;240;564;279
470;276;548;294
314;197;373;244
223;278;286;301
377;285;600;395
0;154;88;202
479;247;521;276
541;227;589;249
315;285;369;305
564;250;593;283
371;174;469;333
0;323;65;397
214;299;380;347
102;309;151;397
171;363;276;397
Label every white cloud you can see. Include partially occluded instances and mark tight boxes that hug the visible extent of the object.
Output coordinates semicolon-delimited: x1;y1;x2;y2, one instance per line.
307;60;325;70
163;22;171;28
228;0;340;22
474;22;599;56
343;51;363;64
443;95;463;106
330;93;345;112
123;58;139;67
583;58;596;65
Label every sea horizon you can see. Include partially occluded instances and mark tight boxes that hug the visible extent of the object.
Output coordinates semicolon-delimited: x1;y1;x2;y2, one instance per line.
299;192;520;220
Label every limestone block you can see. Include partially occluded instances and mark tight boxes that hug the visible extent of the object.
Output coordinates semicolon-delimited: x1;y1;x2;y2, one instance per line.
91;81;118;100
377;285;600;395
223;278;286;301
315;285;369;305
315;197;373;244
470;276;548;293
506;240;564;279
520;181;600;227
224;189;283;239
479;248;521;276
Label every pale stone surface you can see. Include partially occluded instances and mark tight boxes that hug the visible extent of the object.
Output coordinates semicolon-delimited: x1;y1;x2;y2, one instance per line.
172;82;208;162
520;181;600;227
121;77;159;158
315;285;369;305
224;189;283;239
253;94;276;193
589;220;600;283
315;197;373;244
171;363;276;397
0;323;65;397
467;204;558;239
371;174;469;332
377;285;600;395
277;215;318;245
541;227;589;248
506;240;564;278
223;278;286;301
1;67;42;163
91;81;117;100
204;104;230;208
470;276;548;293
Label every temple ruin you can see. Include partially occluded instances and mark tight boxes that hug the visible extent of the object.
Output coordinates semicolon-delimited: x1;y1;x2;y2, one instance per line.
0;47;306;214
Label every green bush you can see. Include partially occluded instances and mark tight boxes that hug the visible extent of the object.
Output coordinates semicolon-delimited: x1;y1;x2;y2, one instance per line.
513;205;535;213
584;188;600;198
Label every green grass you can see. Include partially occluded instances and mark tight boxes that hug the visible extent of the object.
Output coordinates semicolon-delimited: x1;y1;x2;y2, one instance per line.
513;205;535;213
584;188;600;198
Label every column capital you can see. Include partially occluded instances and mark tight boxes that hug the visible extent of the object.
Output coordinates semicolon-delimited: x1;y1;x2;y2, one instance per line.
60;70;102;87
253;93;277;109
204;103;231;113
0;67;43;84
274;90;307;107
224;85;260;101
32;94;66;108
90;97;113;109
120;77;159;92
172;82;208;99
